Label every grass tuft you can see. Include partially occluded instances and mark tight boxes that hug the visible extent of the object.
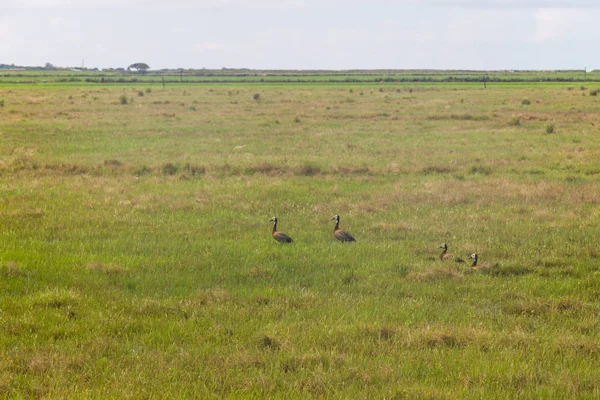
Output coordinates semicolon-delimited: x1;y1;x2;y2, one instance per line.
1;261;27;277
508;116;520;126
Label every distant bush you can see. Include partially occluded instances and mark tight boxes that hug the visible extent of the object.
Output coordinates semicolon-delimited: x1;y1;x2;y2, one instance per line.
0;98;4;107
119;95;128;105
294;117;301;123
521;99;531;105
590;89;599;96
546;124;555;134
253;93;261;101
508;117;520;126
137;91;144;97
145;88;152;93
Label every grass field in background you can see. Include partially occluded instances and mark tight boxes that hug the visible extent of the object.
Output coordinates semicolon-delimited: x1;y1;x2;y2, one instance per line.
1;80;600;398
1;68;598;85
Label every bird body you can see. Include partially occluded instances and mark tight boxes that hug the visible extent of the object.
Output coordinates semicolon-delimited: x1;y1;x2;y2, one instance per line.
438;243;464;263
331;215;355;242
270;217;293;243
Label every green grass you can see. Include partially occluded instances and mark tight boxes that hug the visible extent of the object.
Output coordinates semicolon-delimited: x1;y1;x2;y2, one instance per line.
1;80;600;398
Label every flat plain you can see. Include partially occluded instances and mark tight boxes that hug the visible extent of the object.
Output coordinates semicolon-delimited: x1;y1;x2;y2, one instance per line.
1;78;600;398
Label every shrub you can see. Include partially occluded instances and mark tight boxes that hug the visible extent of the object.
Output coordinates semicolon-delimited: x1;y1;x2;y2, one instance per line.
521;99;531;105
0;98;4;107
590;89;599;96
253;93;261;101
137;91;144;97
119;95;128;105
508;117;520;126
546;124;555;134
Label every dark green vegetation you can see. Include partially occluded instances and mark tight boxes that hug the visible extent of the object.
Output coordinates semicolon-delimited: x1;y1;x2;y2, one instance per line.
1;78;600;398
1;68;599;85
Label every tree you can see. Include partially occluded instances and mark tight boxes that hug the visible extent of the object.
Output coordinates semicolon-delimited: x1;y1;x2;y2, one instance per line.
127;63;150;73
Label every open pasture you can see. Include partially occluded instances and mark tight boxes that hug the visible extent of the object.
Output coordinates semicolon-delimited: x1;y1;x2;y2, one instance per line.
1;81;600;398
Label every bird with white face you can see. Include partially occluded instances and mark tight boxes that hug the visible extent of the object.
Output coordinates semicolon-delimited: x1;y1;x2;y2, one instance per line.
269;217;293;243
331;215;356;242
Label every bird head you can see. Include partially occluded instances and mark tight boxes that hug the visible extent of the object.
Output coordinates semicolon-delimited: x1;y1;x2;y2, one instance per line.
331;215;340;222
269;217;277;224
438;243;448;250
468;253;478;260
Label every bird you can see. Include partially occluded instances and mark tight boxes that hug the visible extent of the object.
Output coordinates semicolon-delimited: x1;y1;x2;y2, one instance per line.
269;217;293;243
468;253;481;269
438;243;465;263
331;215;356;242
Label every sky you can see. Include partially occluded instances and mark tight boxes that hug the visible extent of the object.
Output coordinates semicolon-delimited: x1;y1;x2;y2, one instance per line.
1;0;599;70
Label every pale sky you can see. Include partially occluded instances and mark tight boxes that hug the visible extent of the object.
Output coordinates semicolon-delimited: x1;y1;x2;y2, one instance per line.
1;0;599;70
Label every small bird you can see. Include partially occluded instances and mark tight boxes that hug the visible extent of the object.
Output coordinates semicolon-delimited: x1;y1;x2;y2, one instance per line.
438;243;465;263
468;253;480;269
331;215;356;242
269;217;293;243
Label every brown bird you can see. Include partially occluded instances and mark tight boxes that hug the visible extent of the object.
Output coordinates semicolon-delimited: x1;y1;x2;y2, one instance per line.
331;215;356;242
438;243;465;263
269;217;293;243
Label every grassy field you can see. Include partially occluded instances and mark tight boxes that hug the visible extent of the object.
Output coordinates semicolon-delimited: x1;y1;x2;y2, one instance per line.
1;80;600;398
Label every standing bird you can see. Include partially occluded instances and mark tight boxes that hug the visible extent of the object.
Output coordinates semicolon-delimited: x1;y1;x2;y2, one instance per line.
331;215;356;242
468;253;480;269
269;217;293;243
438;243;465;263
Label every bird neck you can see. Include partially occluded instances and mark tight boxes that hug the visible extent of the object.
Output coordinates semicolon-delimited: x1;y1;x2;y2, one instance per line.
272;221;277;233
334;220;340;231
471;257;478;267
440;248;447;255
